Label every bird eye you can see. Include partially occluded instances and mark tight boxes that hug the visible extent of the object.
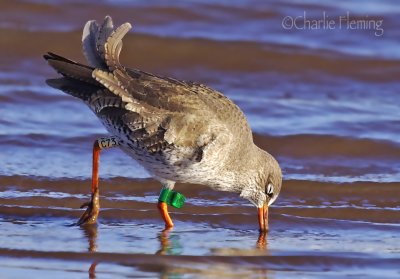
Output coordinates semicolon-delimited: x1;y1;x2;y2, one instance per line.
266;183;274;197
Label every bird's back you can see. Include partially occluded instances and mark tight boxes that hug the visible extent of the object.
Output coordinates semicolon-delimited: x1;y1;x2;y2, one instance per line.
45;16;254;185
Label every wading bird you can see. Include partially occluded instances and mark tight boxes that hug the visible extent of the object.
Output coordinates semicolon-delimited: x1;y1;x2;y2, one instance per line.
44;16;282;232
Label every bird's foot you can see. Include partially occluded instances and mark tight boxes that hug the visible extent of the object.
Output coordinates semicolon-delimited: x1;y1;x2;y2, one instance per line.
77;188;100;226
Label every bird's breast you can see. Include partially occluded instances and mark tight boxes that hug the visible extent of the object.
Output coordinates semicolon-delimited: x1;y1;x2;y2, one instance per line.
119;141;238;191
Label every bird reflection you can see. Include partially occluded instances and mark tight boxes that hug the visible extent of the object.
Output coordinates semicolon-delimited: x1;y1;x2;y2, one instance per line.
81;224;268;278
208;230;269;258
156;228;183;255
81;224;98;279
157;228;268;255
88;262;98;279
157;229;270;279
156;227;269;258
257;231;268;250
81;224;98;252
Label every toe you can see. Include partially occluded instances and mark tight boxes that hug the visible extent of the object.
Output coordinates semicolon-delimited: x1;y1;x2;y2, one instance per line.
80;201;91;209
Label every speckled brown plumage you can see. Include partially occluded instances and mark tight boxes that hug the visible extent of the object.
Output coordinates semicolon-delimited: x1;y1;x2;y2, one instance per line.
44;16;282;212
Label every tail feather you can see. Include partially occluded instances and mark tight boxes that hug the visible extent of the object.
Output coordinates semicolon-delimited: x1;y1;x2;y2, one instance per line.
45;16;133;102
81;16;131;71
46;78;99;102
44;52;97;85
47;78;123;114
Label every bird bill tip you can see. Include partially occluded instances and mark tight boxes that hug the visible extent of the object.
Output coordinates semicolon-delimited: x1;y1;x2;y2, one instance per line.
258;204;269;232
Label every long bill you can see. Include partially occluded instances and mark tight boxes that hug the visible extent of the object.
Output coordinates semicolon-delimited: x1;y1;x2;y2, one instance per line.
257;203;269;232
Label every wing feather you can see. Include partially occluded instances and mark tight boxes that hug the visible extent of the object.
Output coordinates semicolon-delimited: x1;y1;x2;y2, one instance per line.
47;16;250;161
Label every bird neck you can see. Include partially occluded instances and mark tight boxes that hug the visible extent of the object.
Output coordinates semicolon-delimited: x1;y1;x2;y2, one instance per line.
218;144;269;191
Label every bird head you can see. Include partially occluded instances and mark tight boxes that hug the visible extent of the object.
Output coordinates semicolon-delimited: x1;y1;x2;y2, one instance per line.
264;157;282;207
239;149;282;232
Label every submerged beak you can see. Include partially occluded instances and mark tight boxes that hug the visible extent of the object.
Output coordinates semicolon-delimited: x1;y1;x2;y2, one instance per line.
257;202;269;232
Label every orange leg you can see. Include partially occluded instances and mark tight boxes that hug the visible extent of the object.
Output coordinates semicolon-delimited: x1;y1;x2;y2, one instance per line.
157;201;174;228
91;141;101;194
77;141;101;226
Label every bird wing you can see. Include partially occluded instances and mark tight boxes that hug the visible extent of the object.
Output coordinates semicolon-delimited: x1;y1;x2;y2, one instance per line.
46;16;252;159
91;19;252;149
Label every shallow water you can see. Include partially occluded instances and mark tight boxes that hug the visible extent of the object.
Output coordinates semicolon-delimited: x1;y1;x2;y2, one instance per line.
1;177;399;278
1;0;400;278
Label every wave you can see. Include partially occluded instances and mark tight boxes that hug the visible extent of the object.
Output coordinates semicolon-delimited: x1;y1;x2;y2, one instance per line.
1;27;400;83
1;133;399;182
1;175;399;225
1;248;400;273
254;134;400;159
2;133;399;159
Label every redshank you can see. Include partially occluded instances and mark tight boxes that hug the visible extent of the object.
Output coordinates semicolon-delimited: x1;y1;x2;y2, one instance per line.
44;16;282;231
